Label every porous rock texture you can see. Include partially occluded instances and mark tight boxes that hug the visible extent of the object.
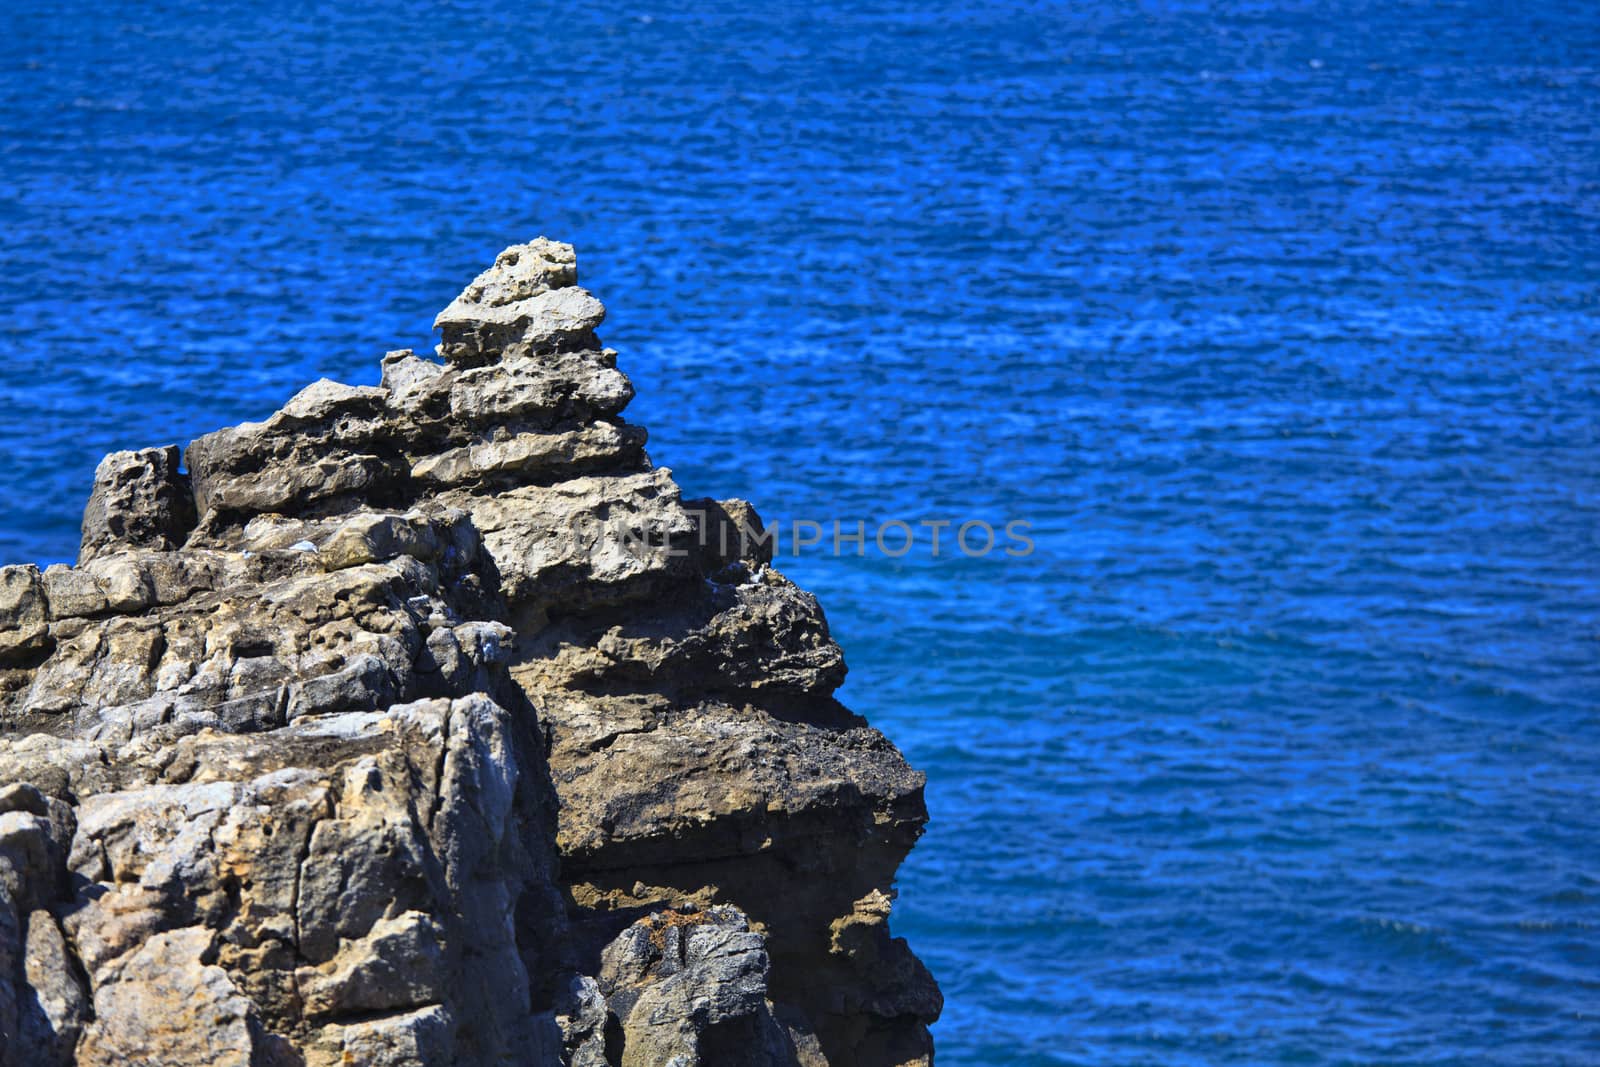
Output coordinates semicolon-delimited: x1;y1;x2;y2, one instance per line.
0;239;941;1066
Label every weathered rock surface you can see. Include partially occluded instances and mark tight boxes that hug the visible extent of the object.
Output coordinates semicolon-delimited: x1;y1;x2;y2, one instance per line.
0;239;940;1065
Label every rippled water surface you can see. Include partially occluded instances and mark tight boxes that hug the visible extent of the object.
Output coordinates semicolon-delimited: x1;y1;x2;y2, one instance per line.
4;1;1599;1062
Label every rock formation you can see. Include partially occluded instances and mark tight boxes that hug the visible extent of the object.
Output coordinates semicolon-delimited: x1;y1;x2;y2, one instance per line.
0;239;941;1066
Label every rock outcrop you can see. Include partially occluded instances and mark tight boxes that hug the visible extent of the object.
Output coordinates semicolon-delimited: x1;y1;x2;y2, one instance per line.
0;239;941;1065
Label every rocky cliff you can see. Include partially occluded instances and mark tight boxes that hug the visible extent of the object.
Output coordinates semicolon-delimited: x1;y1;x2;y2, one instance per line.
0;241;941;1066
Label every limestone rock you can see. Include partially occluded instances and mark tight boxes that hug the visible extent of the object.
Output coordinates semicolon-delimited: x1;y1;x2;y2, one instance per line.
410;422;647;489
596;906;794;1067
320;1004;456;1067
74;927;264;1067
434;239;600;365
0;565;49;667
78;446;197;563
185;380;398;518
0;239;939;1066
21;909;89;1065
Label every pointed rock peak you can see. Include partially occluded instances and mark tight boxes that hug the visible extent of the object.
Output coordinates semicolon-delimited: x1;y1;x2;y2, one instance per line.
433;238;603;367
456;238;578;309
280;378;387;422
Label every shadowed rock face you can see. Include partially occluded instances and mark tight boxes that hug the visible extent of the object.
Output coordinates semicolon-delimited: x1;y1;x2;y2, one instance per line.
0;238;941;1066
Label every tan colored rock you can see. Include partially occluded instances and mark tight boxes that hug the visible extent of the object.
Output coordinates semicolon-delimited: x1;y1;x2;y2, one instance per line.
318;511;443;569
75;927;265;1067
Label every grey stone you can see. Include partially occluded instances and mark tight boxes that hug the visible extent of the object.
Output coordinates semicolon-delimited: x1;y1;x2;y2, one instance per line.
78;446;197;563
433;239;596;365
0;240;939;1067
20;909;89;1064
597;905;795;1067
0;565;49;665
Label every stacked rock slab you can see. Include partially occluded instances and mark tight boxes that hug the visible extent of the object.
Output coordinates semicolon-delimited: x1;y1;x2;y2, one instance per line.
0;239;941;1066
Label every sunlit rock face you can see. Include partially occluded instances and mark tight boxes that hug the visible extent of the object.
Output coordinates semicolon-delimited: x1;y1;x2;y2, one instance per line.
0;240;940;1067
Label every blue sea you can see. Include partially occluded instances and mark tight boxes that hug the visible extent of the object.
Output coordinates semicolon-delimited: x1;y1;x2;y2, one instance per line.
4;1;1599;1063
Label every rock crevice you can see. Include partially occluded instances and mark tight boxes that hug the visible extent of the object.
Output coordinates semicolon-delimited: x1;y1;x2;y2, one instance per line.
0;239;940;1066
